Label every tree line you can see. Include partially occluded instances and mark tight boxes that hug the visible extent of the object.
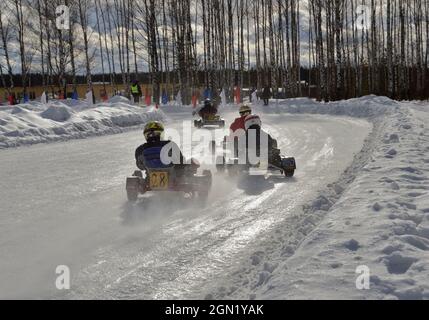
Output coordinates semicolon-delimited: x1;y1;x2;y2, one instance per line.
0;0;428;103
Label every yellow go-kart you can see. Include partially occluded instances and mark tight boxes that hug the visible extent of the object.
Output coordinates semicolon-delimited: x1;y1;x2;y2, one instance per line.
125;166;212;202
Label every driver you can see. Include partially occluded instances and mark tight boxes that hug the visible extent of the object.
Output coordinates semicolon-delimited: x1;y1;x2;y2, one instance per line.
192;98;218;119
135;121;198;175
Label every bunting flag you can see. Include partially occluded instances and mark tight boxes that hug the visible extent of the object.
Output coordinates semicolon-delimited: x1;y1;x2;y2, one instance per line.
203;88;212;100
23;93;30;103
192;94;197;108
251;90;257;104
161;92;169;105
86;90;94;106
220;89;226;107
235;86;241;104
71;91;79;100
175;91;182;106
41;91;47;104
145;89;151;106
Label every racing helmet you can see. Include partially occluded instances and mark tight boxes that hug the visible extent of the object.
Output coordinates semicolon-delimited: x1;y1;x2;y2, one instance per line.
143;121;164;140
244;114;261;130
204;98;212;107
239;104;252;116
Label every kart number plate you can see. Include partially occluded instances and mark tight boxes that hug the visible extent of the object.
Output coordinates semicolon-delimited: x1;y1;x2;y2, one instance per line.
149;171;169;189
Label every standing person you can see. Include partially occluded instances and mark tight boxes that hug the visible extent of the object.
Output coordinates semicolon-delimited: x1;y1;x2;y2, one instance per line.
192;98;218;119
131;80;143;104
262;86;272;106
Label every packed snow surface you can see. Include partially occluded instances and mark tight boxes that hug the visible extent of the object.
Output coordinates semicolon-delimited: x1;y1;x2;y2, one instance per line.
0;95;427;299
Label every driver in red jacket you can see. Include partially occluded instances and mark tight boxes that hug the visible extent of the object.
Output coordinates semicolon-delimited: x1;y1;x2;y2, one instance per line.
228;104;252;157
230;104;252;133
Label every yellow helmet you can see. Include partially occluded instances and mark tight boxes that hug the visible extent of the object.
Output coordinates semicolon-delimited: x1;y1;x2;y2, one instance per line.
239;104;251;115
143;121;164;140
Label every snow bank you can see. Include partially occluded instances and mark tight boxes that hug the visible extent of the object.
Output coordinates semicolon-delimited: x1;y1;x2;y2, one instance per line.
253;95;401;118
40;104;73;122
206;96;429;300
0;97;165;149
258;104;429;300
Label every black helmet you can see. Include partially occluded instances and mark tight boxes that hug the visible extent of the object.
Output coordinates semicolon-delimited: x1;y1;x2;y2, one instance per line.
143;121;164;140
204;98;212;107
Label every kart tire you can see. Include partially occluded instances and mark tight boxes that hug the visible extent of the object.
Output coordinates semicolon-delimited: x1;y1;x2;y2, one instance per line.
202;169;212;187
227;165;239;177
127;189;138;202
198;189;209;203
284;169;295;177
216;156;226;173
133;170;143;178
209;140;216;155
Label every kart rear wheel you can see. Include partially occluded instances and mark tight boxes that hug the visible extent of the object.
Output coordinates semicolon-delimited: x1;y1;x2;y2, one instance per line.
127;189;138;202
198;189;209;203
227;165;240;177
216;156;226;173
209;140;216;155
284;169;295;177
202;169;213;187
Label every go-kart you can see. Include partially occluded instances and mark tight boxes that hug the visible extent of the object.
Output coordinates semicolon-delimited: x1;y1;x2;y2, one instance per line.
126;165;212;202
216;155;296;177
194;114;225;128
214;137;296;177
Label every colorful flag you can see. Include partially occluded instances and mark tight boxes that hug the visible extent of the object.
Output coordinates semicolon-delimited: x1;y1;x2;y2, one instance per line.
86;90;94;106
204;88;212;100
235;86;241;104
162;92;169;105
145;90;151;106
220;89;226;107
72;91;79;100
175;91;182;106
41;91;47;104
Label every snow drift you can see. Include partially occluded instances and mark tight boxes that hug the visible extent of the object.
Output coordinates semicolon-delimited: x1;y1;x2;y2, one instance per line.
204;96;429;300
0;97;165;149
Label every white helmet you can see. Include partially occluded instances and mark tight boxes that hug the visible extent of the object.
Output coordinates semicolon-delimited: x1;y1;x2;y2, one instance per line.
244;114;261;130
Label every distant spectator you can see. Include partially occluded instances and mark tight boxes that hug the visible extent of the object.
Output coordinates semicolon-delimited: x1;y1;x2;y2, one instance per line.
261;86;272;106
130;80;143;104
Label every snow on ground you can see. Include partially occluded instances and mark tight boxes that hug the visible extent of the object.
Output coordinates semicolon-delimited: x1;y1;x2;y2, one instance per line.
204;96;429;300
0;94;427;299
0;96;165;149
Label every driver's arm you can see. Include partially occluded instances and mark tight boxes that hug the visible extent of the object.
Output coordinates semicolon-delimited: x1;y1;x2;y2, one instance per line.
135;146;146;170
